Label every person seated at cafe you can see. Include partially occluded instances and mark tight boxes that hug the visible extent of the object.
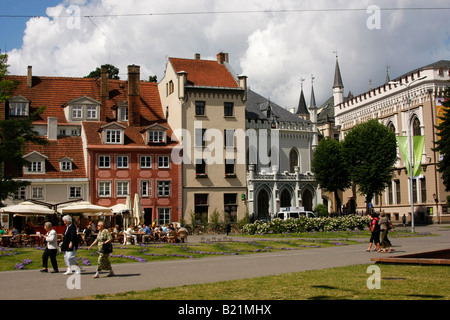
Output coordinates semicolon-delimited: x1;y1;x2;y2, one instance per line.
10;226;19;236
0;226;6;236
124;225;137;245
82;225;94;245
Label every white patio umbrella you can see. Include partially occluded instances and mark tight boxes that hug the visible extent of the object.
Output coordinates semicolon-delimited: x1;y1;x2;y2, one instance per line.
133;193;143;226
109;203;128;214
123;195;132;229
60;201;112;216
0;201;55;215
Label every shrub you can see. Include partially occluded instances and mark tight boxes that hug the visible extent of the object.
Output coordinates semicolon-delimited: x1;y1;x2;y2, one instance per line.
241;215;370;235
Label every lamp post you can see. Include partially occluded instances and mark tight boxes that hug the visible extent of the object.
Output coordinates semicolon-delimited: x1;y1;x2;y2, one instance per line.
389;75;427;233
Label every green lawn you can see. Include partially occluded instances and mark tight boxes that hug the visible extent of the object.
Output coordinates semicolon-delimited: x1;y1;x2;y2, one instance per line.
78;264;450;300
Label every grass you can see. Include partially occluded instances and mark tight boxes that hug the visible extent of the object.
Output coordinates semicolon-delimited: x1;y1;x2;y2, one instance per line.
77;264;450;300
0;237;361;272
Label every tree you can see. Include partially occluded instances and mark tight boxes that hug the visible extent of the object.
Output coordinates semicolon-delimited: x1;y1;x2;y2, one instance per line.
85;64;120;79
342;119;397;213
434;86;450;191
0;54;48;203
311;137;351;215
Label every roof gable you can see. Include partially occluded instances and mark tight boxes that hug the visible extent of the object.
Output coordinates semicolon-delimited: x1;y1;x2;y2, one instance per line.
169;58;238;88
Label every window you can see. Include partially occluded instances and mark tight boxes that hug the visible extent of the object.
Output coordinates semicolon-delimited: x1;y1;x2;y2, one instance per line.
224;102;234;117
117;155;129;168
412;117;421;136
10;103;28;116
395;180;401;204
195;101;205;116
141;180;152;197
388;183;394;205
195;128;207;147
69;186;82;198
225;159;235;176
98;181;111;197
27;161;44;173
61;161;72;172
99;155;111;168
116;181;129;196
196;159;207;176
224;194;238;223
194;194;208;224
224;129;235;148
289;149;299;173
14;187;26;200
420;177;427;203
140;156;152;168
158;156;170;168
86;105;98;119
105;129;122;144
157;181;171;197
148;131;164;143
158;208;171;224
119;107;128;122
31;186;44;200
168;81;174;95
72;105;83;119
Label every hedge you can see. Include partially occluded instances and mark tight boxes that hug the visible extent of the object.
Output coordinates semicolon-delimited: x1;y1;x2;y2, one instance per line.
241;215;371;235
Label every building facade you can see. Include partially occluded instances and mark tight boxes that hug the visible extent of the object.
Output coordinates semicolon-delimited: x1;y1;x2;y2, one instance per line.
333;60;450;224
159;53;248;224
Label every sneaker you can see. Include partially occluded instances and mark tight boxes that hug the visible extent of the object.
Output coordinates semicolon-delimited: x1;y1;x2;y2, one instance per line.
63;268;72;275
93;272;99;278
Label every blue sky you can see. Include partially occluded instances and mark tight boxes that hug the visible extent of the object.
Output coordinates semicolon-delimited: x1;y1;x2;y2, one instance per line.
1;1;449;108
1;1;63;52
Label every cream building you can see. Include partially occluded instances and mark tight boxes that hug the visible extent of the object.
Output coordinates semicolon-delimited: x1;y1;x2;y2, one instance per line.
159;53;248;224
333;60;450;224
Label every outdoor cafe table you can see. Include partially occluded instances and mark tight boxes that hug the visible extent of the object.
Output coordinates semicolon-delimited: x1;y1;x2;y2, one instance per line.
29;234;43;247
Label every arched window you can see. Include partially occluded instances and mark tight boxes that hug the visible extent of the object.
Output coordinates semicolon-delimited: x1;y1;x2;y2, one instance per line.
412;117;421;136
387;121;396;134
289;148;299;173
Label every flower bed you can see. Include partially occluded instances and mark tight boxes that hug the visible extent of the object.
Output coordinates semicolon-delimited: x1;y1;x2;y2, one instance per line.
242;215;371;235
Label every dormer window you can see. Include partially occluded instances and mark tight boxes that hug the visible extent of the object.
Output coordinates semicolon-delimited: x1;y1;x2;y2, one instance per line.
67;96;100;122
59;157;73;172
101;122;126;145
117;101;128;122
106;129;123;144
145;123;168;144
23;151;48;174
9;96;29;117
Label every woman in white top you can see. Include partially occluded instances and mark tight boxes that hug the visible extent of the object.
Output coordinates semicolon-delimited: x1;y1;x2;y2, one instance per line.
40;222;59;273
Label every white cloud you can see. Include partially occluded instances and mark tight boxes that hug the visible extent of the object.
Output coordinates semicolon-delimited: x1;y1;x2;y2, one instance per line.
6;0;450;108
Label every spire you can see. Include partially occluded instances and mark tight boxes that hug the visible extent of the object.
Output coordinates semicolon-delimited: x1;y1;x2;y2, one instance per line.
333;56;344;89
385;65;391;84
296;77;308;115
309;75;317;110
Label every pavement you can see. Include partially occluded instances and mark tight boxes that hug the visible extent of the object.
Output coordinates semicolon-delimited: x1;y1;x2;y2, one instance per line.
1;225;449;300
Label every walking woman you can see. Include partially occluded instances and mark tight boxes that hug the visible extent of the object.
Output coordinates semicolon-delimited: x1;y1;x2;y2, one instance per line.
40;222;59;273
61;215;81;274
379;211;394;253
88;221;115;278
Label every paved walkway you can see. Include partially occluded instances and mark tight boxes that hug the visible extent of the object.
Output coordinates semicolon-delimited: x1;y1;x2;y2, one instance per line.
1;225;449;300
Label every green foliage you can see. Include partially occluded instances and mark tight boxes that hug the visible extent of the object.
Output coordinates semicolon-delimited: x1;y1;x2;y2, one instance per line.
312;137;351;213
434;87;450;191
314;204;328;217
342;119;397;205
85;64;120;79
241;215;371;235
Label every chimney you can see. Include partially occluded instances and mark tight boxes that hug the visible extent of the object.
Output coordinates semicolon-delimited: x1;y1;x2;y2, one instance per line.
127;65;141;126
217;52;229;64
195;53;201;60
100;65;108;122
47;117;58;141
27;66;32;88
238;75;247;101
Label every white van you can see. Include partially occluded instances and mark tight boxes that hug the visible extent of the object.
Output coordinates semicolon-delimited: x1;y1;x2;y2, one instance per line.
277;207;317;220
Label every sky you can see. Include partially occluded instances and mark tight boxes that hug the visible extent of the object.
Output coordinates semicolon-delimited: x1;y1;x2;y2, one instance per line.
1;0;449;109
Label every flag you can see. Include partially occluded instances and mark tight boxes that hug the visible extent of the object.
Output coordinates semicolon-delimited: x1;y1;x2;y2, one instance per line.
396;136;425;177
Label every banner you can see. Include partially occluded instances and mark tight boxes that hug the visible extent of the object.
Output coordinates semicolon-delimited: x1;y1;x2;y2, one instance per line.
396;136;425;177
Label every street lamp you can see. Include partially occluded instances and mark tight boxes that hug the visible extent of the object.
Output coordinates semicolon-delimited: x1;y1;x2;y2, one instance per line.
389;75;427;233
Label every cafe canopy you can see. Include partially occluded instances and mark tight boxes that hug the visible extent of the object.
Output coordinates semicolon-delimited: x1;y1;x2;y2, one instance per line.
0;201;55;216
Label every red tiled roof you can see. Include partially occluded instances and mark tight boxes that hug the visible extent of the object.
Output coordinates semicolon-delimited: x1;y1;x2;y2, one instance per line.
20;136;87;179
82;121;176;147
169;58;238;88
1;76;165;125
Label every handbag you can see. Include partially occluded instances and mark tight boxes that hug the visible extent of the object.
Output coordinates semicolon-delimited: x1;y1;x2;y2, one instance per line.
100;242;113;254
